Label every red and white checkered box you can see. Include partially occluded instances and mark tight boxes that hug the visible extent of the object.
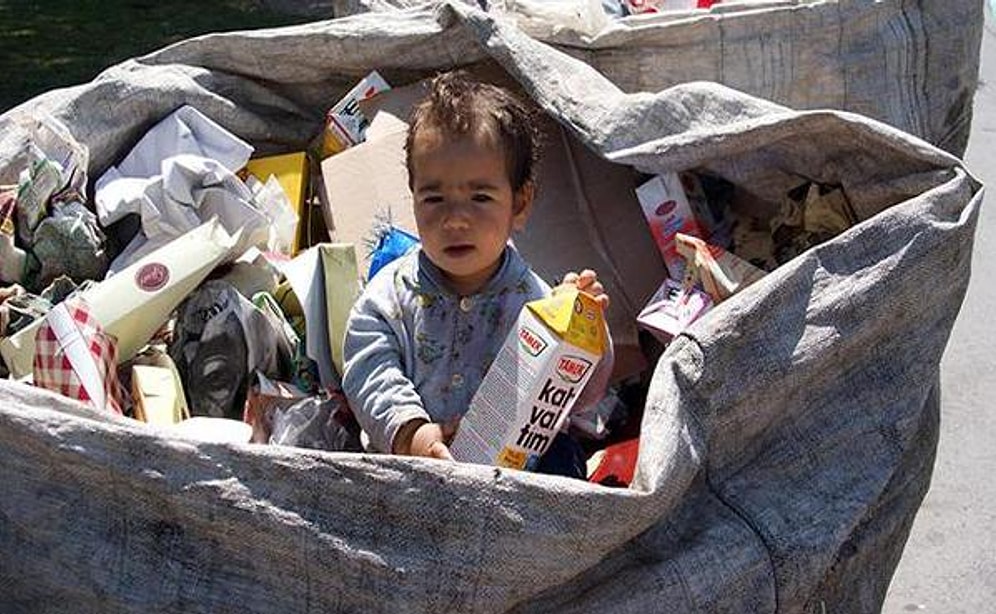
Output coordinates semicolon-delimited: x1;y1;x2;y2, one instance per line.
33;298;125;415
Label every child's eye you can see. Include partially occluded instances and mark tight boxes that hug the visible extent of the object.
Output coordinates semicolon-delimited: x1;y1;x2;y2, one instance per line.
421;195;444;205
472;193;494;203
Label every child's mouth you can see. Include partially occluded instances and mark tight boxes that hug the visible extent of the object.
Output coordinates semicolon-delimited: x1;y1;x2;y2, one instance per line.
444;244;475;257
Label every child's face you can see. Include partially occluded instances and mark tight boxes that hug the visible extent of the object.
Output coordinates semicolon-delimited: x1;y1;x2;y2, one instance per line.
410;128;532;296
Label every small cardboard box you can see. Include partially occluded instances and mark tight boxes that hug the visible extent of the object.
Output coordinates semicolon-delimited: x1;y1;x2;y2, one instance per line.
321;71;391;157
449;288;606;470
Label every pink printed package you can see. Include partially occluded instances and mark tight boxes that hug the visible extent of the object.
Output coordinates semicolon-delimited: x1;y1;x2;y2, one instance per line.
635;172;706;281
637;278;713;343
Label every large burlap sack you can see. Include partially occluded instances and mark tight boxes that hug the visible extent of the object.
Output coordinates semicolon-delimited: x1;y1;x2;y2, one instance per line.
329;0;984;156
0;3;982;613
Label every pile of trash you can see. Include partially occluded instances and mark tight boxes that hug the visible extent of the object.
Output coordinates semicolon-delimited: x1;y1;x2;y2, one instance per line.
0;65;862;486
0;102;365;449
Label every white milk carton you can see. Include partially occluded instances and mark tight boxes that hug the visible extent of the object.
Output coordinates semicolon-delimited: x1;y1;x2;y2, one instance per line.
450;288;607;471
321;71;391;157
635;172;706;281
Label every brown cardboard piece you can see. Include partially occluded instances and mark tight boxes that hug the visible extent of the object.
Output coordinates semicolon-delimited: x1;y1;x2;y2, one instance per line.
320;129;418;260
319;74;664;379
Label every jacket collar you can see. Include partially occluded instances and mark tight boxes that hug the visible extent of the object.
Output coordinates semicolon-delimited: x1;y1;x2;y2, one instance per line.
400;245;529;298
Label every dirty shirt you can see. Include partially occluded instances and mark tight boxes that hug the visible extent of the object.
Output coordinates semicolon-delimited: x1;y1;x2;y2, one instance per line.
342;246;611;454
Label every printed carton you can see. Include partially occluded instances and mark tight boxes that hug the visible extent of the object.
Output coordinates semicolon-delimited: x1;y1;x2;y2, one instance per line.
635;172;706;281
0;219;236;379
321;71;391;157
675;232;766;303
637;278;713;343
450;288;607;471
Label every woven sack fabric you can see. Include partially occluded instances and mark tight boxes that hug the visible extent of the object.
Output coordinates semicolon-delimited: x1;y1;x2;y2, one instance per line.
0;4;983;613
328;0;983;156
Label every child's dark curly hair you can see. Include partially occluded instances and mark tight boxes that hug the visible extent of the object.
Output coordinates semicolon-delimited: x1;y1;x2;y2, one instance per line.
405;71;539;192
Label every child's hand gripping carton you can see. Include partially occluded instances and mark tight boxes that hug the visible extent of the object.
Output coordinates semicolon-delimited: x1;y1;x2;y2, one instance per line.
450;288;607;471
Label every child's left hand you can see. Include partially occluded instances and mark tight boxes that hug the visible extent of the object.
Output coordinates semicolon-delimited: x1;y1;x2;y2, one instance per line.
557;269;610;310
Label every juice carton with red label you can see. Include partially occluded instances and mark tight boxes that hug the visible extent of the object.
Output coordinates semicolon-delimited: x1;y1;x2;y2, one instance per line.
321;71;391;158
635;173;706;281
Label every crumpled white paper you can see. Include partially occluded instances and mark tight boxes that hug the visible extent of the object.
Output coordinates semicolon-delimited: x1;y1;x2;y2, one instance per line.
94;105;293;274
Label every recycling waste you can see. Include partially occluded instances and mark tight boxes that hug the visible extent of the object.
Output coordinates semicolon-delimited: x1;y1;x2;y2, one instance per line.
0;66;857;472
0;3;982;612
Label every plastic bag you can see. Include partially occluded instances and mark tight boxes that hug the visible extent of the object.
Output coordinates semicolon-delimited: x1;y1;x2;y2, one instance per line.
270;391;363;452
170;280;294;420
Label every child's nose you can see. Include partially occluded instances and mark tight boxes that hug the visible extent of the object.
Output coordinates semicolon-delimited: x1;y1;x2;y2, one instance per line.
443;215;470;231
442;204;472;230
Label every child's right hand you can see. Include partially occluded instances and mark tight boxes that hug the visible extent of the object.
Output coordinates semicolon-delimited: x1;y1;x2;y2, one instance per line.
412;422;454;460
395;419;454;460
556;269;610;310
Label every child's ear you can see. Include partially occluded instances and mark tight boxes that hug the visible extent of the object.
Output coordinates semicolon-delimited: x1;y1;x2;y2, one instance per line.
512;181;535;231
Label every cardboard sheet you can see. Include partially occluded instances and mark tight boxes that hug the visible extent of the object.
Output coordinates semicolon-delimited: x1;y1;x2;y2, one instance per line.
320;129;418;264
320;244;362;377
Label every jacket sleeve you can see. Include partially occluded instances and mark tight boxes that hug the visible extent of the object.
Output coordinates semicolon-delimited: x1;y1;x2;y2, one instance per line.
341;275;431;454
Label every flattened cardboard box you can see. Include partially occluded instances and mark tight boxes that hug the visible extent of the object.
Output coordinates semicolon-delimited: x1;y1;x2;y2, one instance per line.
320;129;418;261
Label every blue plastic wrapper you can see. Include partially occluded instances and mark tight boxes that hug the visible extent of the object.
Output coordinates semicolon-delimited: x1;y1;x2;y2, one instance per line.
367;226;419;280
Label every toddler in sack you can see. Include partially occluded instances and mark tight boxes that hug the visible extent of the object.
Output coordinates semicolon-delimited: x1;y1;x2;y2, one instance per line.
341;71;613;478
